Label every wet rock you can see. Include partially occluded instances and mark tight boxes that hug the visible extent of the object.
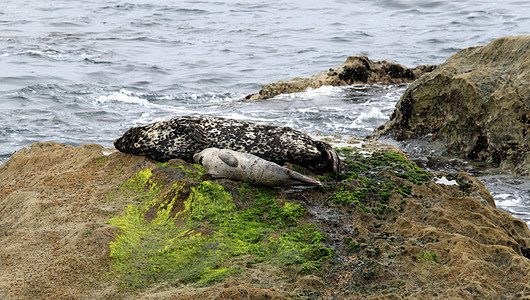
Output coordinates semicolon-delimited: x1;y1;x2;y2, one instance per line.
373;36;530;175
245;56;435;100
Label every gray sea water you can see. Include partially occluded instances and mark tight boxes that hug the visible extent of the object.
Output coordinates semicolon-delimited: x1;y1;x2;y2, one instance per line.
1;1;529;224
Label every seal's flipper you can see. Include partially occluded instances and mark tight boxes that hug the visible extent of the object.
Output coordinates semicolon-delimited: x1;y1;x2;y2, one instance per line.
316;141;344;173
328;148;344;173
218;151;239;167
287;170;322;186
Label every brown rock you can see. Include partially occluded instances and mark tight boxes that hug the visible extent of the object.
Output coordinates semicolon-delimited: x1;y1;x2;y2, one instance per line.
292;275;325;293
214;285;285;300
373;35;530;175
0;142;155;299
245;56;435;100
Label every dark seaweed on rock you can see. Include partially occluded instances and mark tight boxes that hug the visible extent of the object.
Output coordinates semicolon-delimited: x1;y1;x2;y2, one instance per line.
114;115;343;173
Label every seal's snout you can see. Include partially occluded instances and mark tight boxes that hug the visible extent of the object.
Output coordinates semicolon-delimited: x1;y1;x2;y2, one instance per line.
113;135;127;152
113;137;121;149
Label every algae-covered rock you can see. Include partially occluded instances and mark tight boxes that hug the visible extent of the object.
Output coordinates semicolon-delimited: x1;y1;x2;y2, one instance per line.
373;36;530;175
1;142;529;299
245;56;436;101
316;149;530;299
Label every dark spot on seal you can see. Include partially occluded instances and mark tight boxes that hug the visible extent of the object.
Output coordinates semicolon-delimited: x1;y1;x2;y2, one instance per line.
219;151;239;168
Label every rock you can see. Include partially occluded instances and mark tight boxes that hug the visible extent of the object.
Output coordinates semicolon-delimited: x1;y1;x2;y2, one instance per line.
245;56;436;100
0;142;156;299
373;36;530;175
214;285;285;300
292;275;325;293
1;142;529;299
317;149;530;299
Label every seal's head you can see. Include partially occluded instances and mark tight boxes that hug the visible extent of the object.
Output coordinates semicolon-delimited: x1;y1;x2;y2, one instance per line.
114;121;186;162
193;148;208;165
114;127;145;155
193;147;223;167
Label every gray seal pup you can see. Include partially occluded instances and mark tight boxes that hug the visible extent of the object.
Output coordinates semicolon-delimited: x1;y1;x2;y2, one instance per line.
114;115;342;173
193;148;322;186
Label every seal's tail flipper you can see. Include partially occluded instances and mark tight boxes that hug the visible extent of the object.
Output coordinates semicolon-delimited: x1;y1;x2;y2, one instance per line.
316;141;344;173
288;171;322;186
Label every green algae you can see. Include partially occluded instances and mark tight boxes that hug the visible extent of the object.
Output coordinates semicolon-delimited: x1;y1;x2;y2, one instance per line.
155;162;205;178
120;169;153;193
96;155;108;166
414;251;441;264
117;169;161;203
345;237;364;253
108;170;332;290
331;186;369;212
187;181;235;223
335;149;433;185
334;150;433;190
328;150;433;221
180;164;206;179
396;185;412;197
240;187;306;228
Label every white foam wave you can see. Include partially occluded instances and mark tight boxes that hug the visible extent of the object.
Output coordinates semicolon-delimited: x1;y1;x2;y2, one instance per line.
95;89;149;104
492;192;523;207
211;112;274;124
349;107;385;129
183;91;242;104
434;176;458;186
272;85;345;100
101;149;117;156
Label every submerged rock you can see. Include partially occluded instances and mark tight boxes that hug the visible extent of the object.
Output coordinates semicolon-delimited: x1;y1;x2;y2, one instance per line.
373;36;530;175
245;56;436;101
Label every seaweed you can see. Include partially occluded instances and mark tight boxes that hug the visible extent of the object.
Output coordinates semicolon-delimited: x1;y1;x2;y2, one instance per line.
108;171;332;290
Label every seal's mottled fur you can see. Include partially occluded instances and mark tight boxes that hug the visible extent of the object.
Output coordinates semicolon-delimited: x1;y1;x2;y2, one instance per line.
194;148;322;186
114;115;342;173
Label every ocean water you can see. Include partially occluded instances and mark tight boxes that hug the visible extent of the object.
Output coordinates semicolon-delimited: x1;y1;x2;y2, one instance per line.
0;1;529;224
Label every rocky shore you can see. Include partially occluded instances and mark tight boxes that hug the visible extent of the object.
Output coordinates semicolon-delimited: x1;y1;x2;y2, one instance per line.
1;36;529;299
0;142;529;299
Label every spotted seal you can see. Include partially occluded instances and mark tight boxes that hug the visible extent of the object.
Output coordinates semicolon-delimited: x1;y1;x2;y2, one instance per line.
114;115;342;173
194;148;322;186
